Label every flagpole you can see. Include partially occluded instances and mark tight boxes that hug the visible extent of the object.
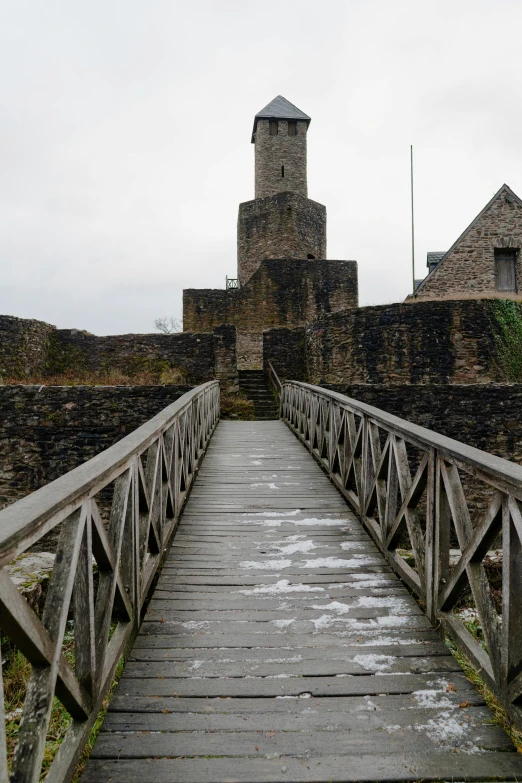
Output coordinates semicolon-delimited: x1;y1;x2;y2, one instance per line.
411;144;415;293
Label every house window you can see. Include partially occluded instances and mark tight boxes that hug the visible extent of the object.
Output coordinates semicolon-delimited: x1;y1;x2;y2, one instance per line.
269;120;278;136
288;120;297;136
495;248;517;291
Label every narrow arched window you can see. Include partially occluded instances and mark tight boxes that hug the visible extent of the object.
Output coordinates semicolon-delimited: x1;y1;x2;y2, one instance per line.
269;120;278;136
281;165;285;177
288;120;297;136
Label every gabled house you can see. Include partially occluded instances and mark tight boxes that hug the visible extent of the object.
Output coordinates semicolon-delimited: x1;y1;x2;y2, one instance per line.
410;184;522;300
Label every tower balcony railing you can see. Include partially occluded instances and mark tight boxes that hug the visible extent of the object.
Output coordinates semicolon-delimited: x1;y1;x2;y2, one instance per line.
226;276;239;290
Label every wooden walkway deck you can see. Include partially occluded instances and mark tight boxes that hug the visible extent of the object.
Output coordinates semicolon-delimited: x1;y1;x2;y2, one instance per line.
83;421;522;782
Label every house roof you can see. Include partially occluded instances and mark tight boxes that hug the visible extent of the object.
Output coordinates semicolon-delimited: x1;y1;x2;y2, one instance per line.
413;184;522;296
251;96;311;142
427;251;446;268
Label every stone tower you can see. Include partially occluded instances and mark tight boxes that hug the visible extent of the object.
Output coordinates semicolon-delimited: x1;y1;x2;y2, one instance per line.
237;95;327;287
253;95;310;199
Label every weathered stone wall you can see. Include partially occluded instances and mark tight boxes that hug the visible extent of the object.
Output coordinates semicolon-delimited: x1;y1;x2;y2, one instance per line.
53;329;216;383
327;383;522;465
0;315;54;380
0;315;239;385
213;324;239;393
306;299;503;386
255;118;308;199
413;186;522;300
263;327;306;381
237;193;326;286
0;385;192;509
184;259;358;370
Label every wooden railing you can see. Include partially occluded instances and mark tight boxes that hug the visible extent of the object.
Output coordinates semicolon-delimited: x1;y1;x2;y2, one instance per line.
0;381;220;783
266;360;282;397
281;381;522;730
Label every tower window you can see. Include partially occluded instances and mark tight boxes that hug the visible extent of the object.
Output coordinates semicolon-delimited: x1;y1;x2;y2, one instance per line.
288;120;297;136
269;120;278;136
281;165;285;177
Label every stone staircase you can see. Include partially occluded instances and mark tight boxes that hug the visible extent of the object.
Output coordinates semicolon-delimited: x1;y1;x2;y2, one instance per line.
238;370;280;420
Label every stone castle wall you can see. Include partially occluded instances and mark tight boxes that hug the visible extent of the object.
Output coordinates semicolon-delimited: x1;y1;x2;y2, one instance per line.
0;385;191;509
305;299;502;386
263;328;307;381
184;259;358;370
237;193;326;286
54;329;216;383
255;119;308;199
0;315;237;386
0;315;55;379
413;188;522;300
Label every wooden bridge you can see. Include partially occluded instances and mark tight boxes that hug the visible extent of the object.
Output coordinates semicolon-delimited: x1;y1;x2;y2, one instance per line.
2;380;522;781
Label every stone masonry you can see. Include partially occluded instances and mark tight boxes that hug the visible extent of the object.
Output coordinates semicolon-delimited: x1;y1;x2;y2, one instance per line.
412;184;522;300
237;192;326;286
305;299;504;386
184;258;358;369
255;118;308;199
184;95;354;367
237;96;327;286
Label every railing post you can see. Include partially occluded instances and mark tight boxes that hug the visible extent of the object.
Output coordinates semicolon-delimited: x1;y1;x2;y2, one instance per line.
424;447;436;624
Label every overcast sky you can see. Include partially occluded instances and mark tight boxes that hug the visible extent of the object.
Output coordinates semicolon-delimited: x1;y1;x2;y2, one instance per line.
1;0;521;335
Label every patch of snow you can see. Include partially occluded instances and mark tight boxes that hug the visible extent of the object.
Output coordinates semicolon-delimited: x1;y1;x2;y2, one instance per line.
236;580;324;595
340;541;362;550
356;696;381;711
250;460;262;465
272;619;295;628
352;654;396;672
240;559;292;570
181;620;211;630
302;555;379;568
355;635;423;646
414;710;484;753
274;540;318;555
411;690;455;709
293;518;343;526
312;601;352;614
189;660;205;670
264;655;303;664
355;595;410;610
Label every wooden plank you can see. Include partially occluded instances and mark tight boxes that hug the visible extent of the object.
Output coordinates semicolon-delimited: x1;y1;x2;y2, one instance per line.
81;752;522;783
112;672;474;698
101;702;493;731
92;722;513;758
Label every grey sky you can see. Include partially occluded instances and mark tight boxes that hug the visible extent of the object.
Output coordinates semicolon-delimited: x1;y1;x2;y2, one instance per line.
1;0;521;334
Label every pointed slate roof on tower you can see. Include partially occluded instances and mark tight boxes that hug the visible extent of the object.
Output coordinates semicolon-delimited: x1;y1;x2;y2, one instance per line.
251;95;311;142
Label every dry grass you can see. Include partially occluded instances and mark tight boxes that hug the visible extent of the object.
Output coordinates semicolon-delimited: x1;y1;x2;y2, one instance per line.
3;619;123;781
3;368;191;387
446;637;522;751
220;393;256;420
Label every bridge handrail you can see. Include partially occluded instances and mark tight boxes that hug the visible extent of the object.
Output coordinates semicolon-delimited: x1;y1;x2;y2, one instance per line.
0;380;220;782
281;380;522;730
266;360;282;396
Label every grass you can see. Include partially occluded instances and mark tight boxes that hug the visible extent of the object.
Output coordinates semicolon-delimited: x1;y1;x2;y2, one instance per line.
2;624;124;781
220;392;256;420
445;635;522;751
3;368;192;386
3;645;73;780
71;657;124;782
